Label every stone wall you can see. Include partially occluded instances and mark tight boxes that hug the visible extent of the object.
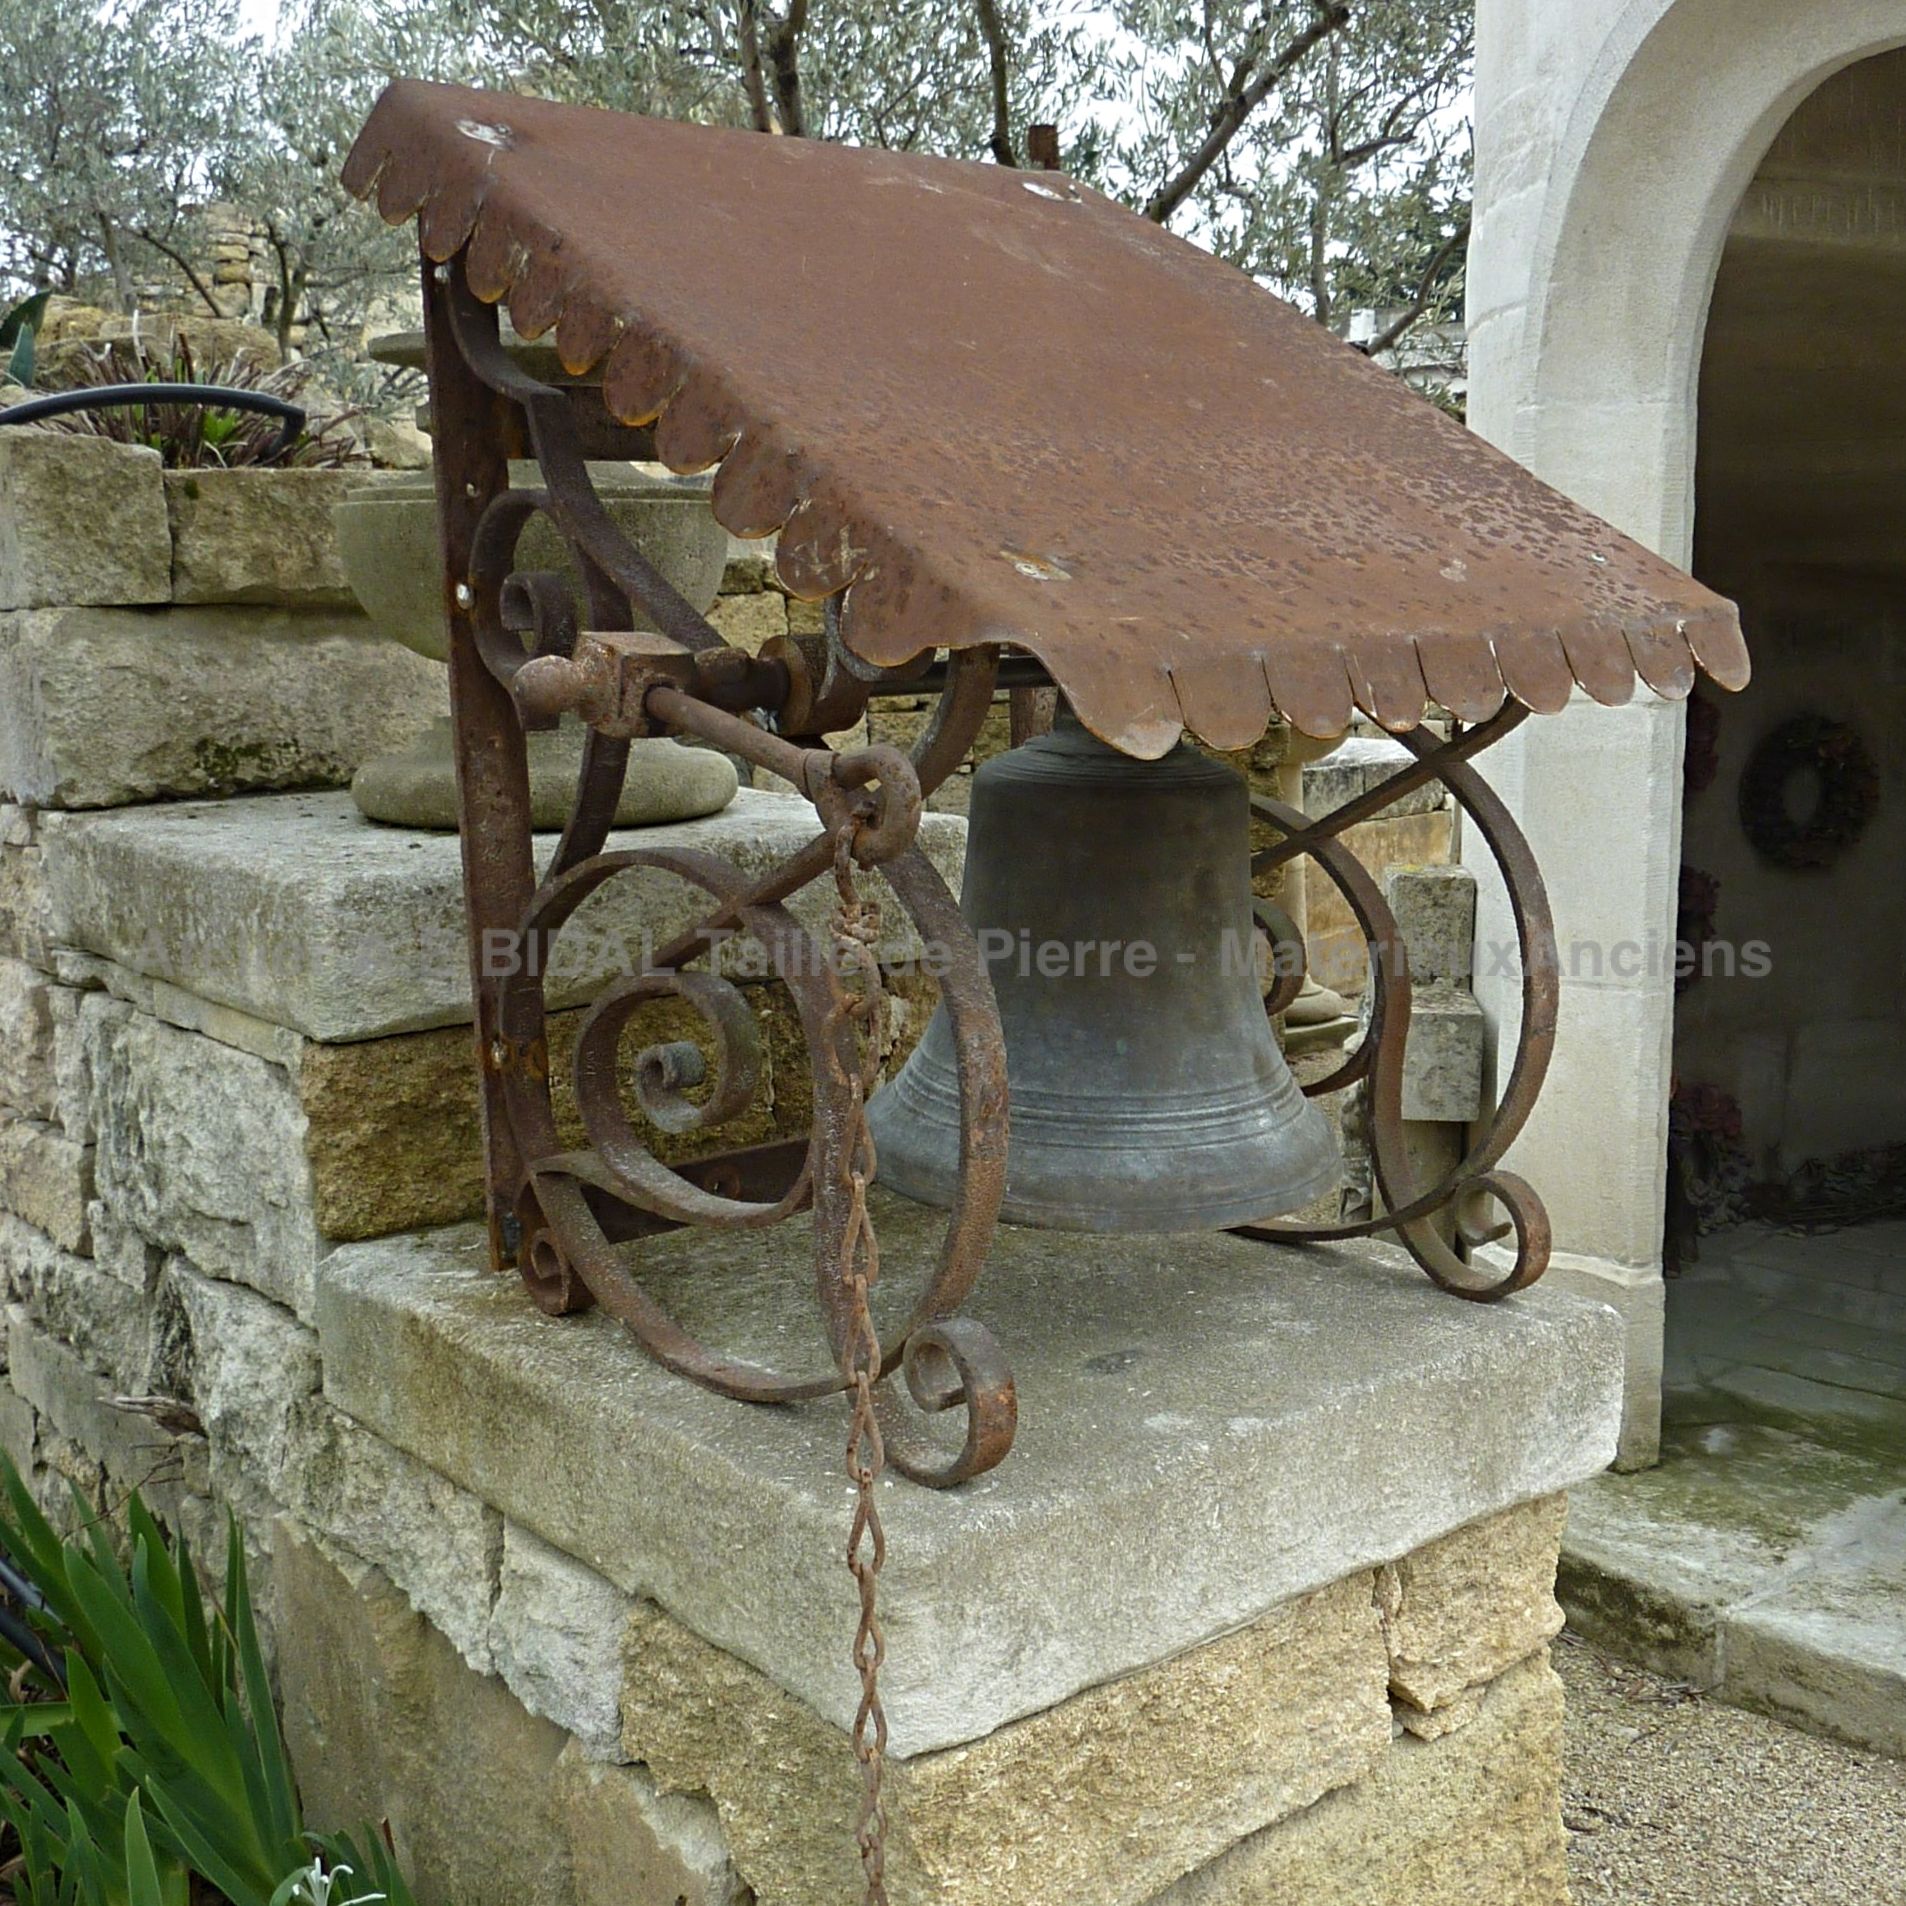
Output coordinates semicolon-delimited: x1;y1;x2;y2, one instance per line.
0;430;1620;1904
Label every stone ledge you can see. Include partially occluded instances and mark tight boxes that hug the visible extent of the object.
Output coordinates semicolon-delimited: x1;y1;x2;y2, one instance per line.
0;436;170;611
44;789;968;1041
315;1200;1621;1755
0;607;441;808
164;468;360;608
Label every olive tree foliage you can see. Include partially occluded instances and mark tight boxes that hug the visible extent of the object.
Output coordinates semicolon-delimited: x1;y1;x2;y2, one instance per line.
0;0;1472;384
434;0;1094;160
1098;0;1472;343
0;0;253;311
447;0;1471;347
231;1;486;358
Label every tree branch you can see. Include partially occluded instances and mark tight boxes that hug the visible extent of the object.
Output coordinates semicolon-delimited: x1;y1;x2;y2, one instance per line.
975;0;1016;165
736;0;775;133
133;227;226;320
1145;2;1349;225
764;0;809;138
1354;211;1471;359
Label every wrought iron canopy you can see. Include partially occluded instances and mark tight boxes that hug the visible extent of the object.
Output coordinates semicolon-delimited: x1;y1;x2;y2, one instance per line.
344;79;1749;756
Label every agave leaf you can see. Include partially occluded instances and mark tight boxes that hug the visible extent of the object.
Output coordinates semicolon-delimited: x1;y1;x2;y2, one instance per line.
137;1759;276;1906
0;289;51;386
58;1794;111;1906
0;1460;100;1661
126;1541;248;1802
173;1528;214;1687
64;1657;125;1790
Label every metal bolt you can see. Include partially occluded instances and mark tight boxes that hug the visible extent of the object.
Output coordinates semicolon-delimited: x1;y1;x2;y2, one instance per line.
455;582;475;609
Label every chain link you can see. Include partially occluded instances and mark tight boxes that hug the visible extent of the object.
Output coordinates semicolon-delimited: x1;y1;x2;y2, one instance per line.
831;819;892;1905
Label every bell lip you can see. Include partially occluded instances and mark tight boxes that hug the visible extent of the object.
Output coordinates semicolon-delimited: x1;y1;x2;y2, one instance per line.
867;1075;1343;1234
869;1149;1346;1234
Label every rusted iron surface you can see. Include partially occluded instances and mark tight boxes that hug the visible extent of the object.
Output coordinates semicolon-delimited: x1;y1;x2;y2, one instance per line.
348;79;1747;757
422;264;1018;1481
1238;716;1559;1297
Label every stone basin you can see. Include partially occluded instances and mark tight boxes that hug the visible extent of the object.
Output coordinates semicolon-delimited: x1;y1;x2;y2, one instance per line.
331;462;728;664
332;461;740;829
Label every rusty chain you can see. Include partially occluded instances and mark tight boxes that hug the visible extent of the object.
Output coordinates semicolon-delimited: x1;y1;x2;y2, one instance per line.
830;817;893;1904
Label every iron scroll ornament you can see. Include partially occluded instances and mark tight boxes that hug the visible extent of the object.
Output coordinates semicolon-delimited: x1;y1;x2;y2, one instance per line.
424;258;1019;1487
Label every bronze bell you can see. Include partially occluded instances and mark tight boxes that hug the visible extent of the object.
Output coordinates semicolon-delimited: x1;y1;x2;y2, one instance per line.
868;711;1341;1231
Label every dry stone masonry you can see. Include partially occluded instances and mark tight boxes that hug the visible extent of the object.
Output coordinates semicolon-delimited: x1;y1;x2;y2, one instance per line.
0;432;1623;1904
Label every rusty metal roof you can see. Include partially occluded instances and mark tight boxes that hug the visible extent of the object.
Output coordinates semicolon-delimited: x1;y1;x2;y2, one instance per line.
345;80;1748;754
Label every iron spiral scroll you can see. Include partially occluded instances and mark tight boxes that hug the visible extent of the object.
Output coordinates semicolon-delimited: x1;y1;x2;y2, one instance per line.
426;256;1020;1488
1238;708;1560;1297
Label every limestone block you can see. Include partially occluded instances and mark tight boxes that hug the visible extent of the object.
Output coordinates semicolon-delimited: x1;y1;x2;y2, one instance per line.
720;539;778;593
1156;1654;1569;1906
0;1212;150;1386
268;1517;564;1906
4;1308;209;1524
0;956;58;1122
46;790;968;1042
164;468;360;607
166;1261;320;1518
1385;864;1476;984
0;435;170;610
270;1522;572;1906
1303;737;1450;820
47;983;88;1141
316;1205;1622;1756
274;1520;752;1906
87;1005;322;1315
0;1113;93;1253
1518;1250;1664;1471
554;1746;747;1906
493;1522;636;1758
0;605;443;808
297;1021;487;1239
1399;983;1486;1124
0;806;57;966
86;1208;162;1293
705;589;787;653
0;1381;36;1474
1306;810;1454;997
1377;1494;1567;1720
281;1395;501;1672
621;1574;1391;1906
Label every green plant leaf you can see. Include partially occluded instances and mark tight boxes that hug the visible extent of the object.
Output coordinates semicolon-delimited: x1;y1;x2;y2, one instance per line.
0;289;51;387
226;1525;300;1853
124;1793;165;1906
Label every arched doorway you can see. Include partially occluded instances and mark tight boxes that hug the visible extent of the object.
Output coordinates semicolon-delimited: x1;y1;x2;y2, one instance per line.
1668;50;1906;1445
1467;0;1906;1469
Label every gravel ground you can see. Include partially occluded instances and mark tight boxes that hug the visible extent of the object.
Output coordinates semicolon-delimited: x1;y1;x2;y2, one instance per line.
1559;1630;1906;1904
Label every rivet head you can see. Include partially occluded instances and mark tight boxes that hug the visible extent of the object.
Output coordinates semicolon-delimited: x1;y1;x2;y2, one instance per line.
454;582;475;609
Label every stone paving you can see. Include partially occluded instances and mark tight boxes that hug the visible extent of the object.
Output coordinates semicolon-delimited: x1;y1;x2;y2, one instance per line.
1560;1221;1906;1759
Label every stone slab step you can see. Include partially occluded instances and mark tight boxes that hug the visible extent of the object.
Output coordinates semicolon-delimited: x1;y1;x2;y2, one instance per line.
1560;1418;1906;1760
41;789;966;1042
